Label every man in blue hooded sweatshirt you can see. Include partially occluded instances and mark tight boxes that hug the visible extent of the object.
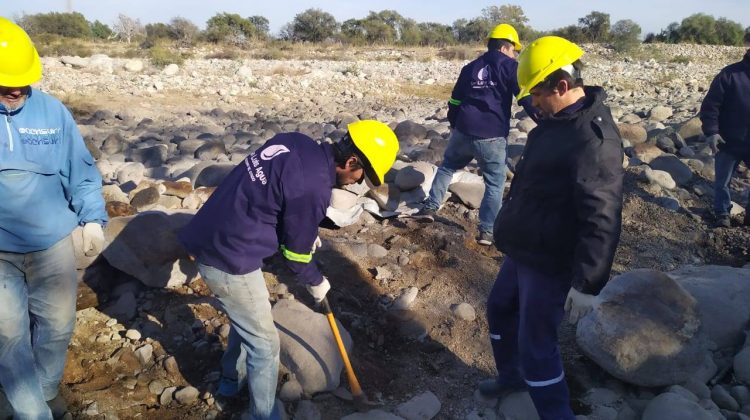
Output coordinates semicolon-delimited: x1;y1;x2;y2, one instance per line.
179;120;399;419
0;17;107;419
414;23;538;246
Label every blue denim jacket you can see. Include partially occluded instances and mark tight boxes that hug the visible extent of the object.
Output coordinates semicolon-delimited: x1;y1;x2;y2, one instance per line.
0;88;107;253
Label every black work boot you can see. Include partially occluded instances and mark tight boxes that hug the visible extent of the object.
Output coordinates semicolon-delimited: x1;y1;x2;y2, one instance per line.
412;206;436;222
716;214;731;228
478;378;527;400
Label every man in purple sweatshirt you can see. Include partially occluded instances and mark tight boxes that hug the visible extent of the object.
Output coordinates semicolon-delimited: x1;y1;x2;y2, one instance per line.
179;120;398;419
415;24;538;246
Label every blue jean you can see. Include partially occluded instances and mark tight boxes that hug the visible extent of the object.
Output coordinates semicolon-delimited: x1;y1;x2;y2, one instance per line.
714;150;750;216
424;129;507;234
197;263;282;420
0;236;77;420
486;256;575;420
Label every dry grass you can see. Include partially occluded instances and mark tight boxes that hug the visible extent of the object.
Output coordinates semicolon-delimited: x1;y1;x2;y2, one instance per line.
56;92;98;118
397;82;453;100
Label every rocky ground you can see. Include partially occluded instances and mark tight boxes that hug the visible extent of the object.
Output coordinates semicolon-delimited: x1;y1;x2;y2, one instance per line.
3;42;750;420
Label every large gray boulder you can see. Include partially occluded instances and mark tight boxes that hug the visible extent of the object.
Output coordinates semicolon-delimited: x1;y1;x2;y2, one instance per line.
448;182;484;209
642;392;714;420
576;269;715;387
669;265;750;351
102;211;198;288
272;299;353;394
648;155;693;185
395;162;434;192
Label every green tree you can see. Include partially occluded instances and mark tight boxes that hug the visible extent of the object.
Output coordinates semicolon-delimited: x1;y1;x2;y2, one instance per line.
361;12;397;44
400;19;422;45
205;13;256;43
677;13;717;44
248;16;270;38
417;22;454;46
169;17;199;45
715;17;745;46
578;11;610;42
552;24;585;43
291;8;338;42
610;19;641;52
339;19;366;44
453;17;491;43
90;20;113;39
145;22;172;40
481;4;535;41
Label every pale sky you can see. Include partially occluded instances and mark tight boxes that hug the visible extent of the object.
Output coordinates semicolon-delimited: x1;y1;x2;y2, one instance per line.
5;0;750;37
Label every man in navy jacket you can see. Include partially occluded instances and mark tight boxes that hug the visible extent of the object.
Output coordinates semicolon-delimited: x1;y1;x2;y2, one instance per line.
700;32;750;227
179;121;398;419
415;24;537;246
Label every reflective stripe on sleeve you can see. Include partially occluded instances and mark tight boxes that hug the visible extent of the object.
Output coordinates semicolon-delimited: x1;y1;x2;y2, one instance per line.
280;245;313;263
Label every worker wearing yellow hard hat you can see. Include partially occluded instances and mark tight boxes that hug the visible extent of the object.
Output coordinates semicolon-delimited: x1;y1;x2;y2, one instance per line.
0;16;107;419
415;22;539;246
487;23;523;52
481;36;624;419
179;120;398;417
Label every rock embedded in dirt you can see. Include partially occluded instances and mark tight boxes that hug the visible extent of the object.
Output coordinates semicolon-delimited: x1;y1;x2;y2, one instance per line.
272;299;352;394
642;392;714;420
392;287;419;311
125;329;141;341
648;155;693;185
395;391;441;420
712;385;740;411
576;269;715;387
671;265;750;351
134;344;153;366
149;379;170;395
295;400;322;420
175;386;200;405
280;378;303;402
160;386;177;406
448;182;484;209
497;392;539;420
395;162;434;192
367;243;389;258
451;303;476;321
341;409;405;420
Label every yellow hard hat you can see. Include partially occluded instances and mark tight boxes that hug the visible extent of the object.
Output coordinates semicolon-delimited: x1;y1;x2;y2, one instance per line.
516;36;584;100
347;120;399;186
0;17;42;87
487;23;522;51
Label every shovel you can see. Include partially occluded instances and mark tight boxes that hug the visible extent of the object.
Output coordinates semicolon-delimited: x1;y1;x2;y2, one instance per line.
320;297;379;410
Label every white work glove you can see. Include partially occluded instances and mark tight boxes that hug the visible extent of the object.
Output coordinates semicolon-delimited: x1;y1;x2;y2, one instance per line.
564;288;598;325
707;134;724;154
312;236;322;253
82;223;105;257
306;277;331;304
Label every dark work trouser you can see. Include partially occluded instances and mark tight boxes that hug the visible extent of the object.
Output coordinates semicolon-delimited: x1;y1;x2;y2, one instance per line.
486;256;576;420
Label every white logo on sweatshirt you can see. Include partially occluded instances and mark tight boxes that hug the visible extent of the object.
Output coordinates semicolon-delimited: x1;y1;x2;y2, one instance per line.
260;145;290;160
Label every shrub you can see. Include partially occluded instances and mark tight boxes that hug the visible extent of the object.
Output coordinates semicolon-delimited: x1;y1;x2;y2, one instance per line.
31;33;93;57
148;44;185;67
18;12;92;38
438;46;476;61
206;48;240;60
